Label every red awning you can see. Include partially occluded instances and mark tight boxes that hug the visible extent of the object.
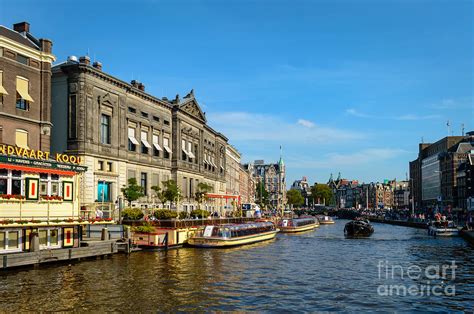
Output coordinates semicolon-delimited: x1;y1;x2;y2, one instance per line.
206;193;241;200
0;163;75;176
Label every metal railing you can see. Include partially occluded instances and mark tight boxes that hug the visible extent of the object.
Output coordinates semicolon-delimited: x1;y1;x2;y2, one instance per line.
80;203;118;221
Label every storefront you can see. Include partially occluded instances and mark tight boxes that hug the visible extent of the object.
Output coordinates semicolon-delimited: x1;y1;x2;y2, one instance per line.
0;144;88;253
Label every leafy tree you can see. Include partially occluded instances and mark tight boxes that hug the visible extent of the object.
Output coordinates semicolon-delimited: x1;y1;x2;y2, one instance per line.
161;180;181;208
287;189;304;208
311;183;333;205
195;182;213;209
121;178;144;206
255;181;269;208
151;185;168;208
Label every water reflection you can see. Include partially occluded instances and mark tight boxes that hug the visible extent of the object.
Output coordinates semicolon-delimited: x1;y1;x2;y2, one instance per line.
0;220;472;311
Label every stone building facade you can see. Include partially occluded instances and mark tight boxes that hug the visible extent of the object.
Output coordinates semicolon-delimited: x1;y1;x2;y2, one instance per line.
0;22;55;151
409;133;473;211
239;164;255;204
225;144;241;197
246;158;286;209
51;57;227;212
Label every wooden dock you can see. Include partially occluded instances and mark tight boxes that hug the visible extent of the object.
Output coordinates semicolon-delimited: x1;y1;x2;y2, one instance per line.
1;239;118;269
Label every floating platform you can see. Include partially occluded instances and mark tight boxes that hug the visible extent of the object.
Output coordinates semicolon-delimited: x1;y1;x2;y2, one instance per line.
1;239;118;270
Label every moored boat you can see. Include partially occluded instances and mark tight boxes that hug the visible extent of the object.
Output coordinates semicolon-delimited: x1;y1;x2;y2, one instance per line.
428;220;459;237
318;215;335;224
187;222;278;248
344;219;374;237
278;217;319;233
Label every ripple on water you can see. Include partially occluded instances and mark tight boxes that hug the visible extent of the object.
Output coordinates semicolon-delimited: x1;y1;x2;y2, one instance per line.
0;220;473;311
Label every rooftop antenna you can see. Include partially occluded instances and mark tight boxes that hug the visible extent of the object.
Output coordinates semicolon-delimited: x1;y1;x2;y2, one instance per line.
446;120;450;137
87;48;90;57
462;123;465;136
421;136;424;143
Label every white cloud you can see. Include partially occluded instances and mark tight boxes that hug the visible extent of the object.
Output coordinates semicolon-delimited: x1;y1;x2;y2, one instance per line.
346;108;440;121
345;108;373;118
206;111;366;144
297;119;315;128
286;148;410;169
396;114;440;121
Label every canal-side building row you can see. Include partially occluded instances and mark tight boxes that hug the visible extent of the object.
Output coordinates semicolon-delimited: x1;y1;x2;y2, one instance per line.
0;22;97;256
51;56;231;213
409;132;474;211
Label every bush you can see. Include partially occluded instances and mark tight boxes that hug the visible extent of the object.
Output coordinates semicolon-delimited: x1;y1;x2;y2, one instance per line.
122;208;144;220
179;211;189;220
154;209;178;220
190;209;210;219
132;223;154;233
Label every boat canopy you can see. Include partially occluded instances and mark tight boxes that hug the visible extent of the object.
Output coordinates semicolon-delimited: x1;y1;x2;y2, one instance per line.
197;222;275;239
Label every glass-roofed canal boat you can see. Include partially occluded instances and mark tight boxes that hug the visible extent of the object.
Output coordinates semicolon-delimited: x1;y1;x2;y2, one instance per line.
187;222;279;248
278;217;319;233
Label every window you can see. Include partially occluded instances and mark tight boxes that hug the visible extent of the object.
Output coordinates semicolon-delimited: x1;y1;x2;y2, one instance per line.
141;130;151;154
128;107;136;114
0;169;7;194
194;144;199;164
16;77;33;110
187;142;195;161
141;111;148;118
182;140;188;161
16;54;29;65
153;116;160;122
128;127;138;151
163;138;171;159
38;228;61;249
39;173;60;197
68;95;77;139
141;173;147;196
0;71;7;103
98;160;104;171
107;162;113;172
152;134;162;157
15;129;28;149
100;114;111;144
11;171;22;195
0;230;21;252
164;120;170;126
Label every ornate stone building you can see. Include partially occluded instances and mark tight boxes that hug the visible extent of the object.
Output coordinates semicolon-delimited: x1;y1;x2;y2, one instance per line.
245;158;286;209
0;22;55;151
239;164;255;204
51;57;227;212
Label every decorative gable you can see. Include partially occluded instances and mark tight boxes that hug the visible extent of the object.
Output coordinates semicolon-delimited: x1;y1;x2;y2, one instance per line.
180;99;206;123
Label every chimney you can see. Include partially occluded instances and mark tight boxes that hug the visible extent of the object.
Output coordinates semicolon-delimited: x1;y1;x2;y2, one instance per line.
39;38;53;53
138;83;145;91
13;22;30;33
131;80;139;88
79;56;90;65
92;61;102;71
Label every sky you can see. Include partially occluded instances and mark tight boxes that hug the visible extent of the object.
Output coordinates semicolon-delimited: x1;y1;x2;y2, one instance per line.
2;0;472;186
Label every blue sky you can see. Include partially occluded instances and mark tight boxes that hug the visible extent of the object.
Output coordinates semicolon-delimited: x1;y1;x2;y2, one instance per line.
2;0;472;185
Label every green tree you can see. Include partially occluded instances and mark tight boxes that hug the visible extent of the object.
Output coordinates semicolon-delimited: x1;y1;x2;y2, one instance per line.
121;178;144;206
162;180;181;208
151;185;168;208
311;183;333;205
195;182;213;210
256;181;269;208
286;189;304;209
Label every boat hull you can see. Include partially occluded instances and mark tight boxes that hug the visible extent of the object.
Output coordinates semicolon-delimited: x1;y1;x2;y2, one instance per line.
187;230;279;248
280;223;319;233
428;226;459;237
319;221;335;225
344;221;374;237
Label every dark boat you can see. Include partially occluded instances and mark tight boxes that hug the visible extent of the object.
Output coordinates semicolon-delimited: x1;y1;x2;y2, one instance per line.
344;219;374;237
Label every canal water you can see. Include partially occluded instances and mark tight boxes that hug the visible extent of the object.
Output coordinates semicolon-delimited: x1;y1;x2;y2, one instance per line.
0;220;473;312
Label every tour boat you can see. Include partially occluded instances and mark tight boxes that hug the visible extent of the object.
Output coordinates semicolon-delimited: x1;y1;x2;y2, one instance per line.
278;217;319;233
187;222;279;248
344;219;374;237
317;215;335;224
428;221;460;237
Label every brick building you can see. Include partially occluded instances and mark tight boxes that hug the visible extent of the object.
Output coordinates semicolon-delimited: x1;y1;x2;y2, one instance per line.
0;22;55;151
